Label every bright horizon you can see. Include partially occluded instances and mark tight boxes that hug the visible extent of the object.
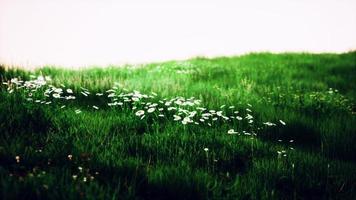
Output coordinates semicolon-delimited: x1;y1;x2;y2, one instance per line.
1;0;356;68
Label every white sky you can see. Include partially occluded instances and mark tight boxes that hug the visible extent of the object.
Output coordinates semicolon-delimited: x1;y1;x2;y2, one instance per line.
1;0;356;68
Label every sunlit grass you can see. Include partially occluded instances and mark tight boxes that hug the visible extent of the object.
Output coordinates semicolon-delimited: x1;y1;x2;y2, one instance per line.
0;52;355;199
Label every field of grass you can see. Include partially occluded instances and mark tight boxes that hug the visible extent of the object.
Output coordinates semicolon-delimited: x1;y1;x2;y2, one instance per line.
0;52;355;199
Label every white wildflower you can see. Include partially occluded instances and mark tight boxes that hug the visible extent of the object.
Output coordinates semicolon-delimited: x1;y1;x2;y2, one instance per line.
227;129;238;134
108;93;115;98
279;120;286;125
65;95;76;100
54;88;63;93
182;117;193;124
52;93;61;98
135;110;145;116
263;122;276;126
173;115;182;121
147;107;155;113
132;97;139;102
168;107;176;111
246;114;253;120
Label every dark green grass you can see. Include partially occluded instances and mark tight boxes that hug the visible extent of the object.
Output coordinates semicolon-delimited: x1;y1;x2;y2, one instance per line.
0;52;356;199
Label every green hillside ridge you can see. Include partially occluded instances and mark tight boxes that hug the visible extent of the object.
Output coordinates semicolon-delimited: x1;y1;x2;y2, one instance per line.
0;52;355;199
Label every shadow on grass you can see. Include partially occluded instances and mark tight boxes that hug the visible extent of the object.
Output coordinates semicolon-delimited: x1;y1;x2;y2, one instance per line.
0;94;54;138
0;151;211;200
259;121;321;148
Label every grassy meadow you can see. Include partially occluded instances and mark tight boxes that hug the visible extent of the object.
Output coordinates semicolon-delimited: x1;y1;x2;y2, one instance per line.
0;52;355;199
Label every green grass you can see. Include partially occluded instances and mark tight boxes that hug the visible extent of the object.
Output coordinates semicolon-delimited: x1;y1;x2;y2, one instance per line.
0;52;355;199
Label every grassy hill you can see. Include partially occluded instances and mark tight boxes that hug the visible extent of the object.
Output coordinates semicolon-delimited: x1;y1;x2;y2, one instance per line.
0;52;355;199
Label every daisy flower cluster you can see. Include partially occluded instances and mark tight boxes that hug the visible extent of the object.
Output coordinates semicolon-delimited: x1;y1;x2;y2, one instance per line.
2;75;287;137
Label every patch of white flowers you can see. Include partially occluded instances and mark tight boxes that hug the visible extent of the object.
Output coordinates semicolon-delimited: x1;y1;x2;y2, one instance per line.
2;75;288;140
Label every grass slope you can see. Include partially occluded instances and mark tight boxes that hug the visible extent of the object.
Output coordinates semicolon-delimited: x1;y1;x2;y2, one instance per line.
0;52;355;199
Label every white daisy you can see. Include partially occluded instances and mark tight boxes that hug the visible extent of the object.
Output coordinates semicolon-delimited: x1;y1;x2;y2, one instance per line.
173;115;182;121
147;107;156;113
227;129;238;134
135;110;145;116
52;93;61;98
